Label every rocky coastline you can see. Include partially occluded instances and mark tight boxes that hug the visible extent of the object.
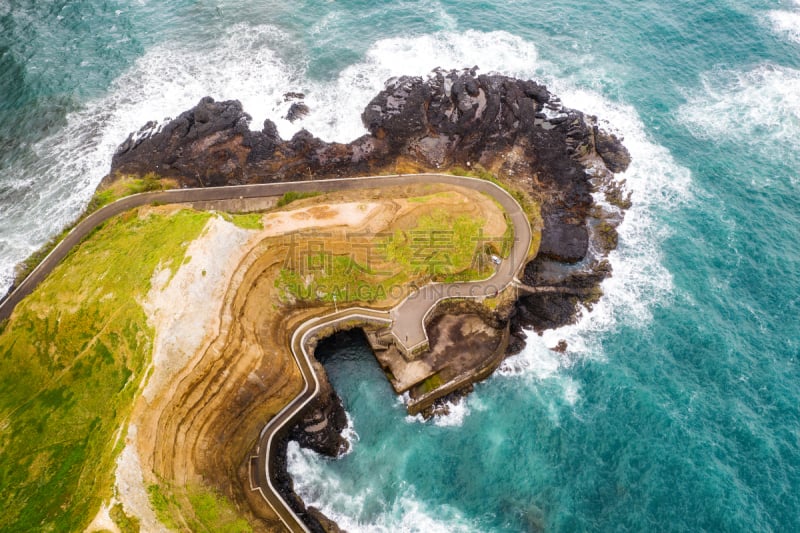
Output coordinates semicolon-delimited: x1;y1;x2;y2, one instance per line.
108;67;630;532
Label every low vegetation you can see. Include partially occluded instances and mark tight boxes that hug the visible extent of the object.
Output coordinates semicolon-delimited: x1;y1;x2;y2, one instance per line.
87;173;173;213
450;166;542;259
11;226;72;290
449;165;541;242
147;483;252;533
110;502;141;533
8;174;175;294
188;489;253;533
276;206;507;304
219;212;264;230
147;483;182;530
0;179;534;530
0;208;209;531
276;190;321;208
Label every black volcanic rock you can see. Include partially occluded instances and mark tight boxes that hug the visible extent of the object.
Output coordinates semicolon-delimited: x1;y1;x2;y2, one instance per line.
112;97;281;186
538;215;589;263
110;69;627;205
288;360;349;458
595;128;631;173
285;102;310;123
109;68;631;324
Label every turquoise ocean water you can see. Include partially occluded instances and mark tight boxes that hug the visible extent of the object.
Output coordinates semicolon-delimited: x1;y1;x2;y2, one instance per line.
1;1;799;530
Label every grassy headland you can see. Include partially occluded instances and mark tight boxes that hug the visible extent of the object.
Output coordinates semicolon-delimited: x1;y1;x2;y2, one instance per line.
449;165;542;259
8;174;176;296
0;208;209;531
275;190;511;304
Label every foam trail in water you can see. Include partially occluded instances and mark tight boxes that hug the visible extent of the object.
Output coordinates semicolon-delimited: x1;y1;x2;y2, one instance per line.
285;30;693;528
402;395;472;427
297;30;540;143
0;27;543;295
340;412;359;456
679;64;800;148
500;81;692;391
767;0;800;44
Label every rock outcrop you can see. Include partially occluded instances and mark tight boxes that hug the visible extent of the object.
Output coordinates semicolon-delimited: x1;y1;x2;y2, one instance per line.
111;69;631;356
288;360;349;457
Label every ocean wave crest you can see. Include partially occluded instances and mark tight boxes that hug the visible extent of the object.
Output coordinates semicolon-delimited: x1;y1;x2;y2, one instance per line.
679;63;800;147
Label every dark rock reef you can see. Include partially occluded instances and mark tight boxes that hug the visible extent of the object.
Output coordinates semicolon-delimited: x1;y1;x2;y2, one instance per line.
108;67;630;532
288;359;349;457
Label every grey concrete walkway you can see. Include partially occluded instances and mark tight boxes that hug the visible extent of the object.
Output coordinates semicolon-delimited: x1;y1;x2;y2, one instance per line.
388;177;531;354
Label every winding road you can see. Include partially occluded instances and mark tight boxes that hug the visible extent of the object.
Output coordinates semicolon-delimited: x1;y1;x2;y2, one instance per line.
0;173;532;532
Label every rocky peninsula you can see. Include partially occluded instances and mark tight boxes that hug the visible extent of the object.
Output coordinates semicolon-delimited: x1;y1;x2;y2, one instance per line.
0;67;630;531
96;68;629;532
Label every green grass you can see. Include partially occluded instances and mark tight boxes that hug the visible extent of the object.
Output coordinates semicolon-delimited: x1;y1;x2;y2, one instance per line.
219;212;264;230
110;503;140;533
449;165;542;259
9;174;173;294
145;483;253;533
0;208;210;532
10;226;72;289
405;191;454;204
188;489;253;533
276;190;320;208
384;208;490;279
86;174;168;214
450;165;540;224
147;484;182;530
500;214;515;258
276;207;502;304
278;255;381;303
418;372;444;394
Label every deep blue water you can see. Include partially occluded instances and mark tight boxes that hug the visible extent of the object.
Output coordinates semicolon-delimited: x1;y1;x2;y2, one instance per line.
2;0;799;531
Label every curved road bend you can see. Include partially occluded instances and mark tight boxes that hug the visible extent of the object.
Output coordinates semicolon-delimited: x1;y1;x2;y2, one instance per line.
250;308;392;533
0;173;532;532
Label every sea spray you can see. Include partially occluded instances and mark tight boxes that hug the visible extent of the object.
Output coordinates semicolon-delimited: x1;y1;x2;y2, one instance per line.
679;63;800;156
287;441;476;533
767;0;800;44
0;23;303;295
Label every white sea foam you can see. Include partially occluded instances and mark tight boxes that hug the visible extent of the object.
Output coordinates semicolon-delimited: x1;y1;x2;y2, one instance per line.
494;57;691;400
4;23;692;526
403;396;472;427
0;27;545;295
767;1;800;44
431;399;470;427
287;441;476;533
297;30;540;143
302;30;693;400
303;31;691;361
340;412;360;456
678;63;800;149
